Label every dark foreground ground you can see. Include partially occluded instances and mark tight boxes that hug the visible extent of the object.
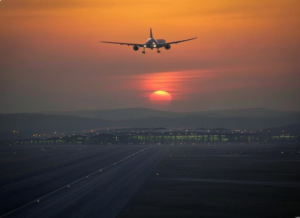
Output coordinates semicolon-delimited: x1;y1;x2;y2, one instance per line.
117;143;300;218
1;143;300;218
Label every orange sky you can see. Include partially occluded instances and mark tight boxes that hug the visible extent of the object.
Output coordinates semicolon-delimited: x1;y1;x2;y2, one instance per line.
0;0;299;112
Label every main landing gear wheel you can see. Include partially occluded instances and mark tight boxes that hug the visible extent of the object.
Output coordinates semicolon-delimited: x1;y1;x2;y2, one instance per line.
142;51;145;54
157;50;161;53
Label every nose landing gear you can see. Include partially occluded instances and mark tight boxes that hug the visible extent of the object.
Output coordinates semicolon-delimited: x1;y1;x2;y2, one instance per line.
157;48;161;53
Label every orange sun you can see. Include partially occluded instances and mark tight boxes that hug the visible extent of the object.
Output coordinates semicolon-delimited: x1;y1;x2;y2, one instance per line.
149;90;172;105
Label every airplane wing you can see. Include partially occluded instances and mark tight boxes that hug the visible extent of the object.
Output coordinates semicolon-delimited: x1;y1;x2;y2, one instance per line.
163;37;197;45
101;41;145;47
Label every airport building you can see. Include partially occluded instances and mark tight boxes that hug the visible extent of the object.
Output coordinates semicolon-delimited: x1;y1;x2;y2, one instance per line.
1;128;298;145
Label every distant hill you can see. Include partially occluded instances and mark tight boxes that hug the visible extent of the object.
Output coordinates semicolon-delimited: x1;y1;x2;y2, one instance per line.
263;123;300;135
190;108;300;118
39;108;183;120
117;116;299;131
1;108;300;140
39;107;300;120
0;113;115;140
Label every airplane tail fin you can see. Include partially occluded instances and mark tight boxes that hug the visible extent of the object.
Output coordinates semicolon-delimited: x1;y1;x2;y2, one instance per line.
150;28;153;38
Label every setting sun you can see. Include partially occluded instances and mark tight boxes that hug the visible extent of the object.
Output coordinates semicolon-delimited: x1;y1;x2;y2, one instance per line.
149;91;172;105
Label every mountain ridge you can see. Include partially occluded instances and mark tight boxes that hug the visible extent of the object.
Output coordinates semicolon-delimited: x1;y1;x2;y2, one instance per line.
1;108;300;140
38;107;300;120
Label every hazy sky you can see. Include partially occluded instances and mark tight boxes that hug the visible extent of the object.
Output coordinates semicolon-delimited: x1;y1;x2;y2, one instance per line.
0;0;299;113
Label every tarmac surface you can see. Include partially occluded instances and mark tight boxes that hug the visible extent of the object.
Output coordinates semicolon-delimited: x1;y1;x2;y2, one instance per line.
0;144;168;218
117;143;300;218
2;143;300;218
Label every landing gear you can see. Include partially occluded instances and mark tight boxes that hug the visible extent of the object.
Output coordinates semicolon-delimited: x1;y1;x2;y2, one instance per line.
157;49;161;53
142;48;145;54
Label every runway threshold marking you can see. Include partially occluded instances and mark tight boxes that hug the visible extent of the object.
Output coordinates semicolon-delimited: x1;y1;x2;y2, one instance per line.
0;146;152;218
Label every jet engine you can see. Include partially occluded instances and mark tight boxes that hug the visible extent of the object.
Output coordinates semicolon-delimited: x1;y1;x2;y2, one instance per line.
133;45;139;51
165;44;171;50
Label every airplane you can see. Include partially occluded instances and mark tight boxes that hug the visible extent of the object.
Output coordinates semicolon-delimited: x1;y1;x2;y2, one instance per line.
101;28;197;54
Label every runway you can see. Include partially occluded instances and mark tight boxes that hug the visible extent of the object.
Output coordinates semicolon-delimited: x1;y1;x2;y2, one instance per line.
154;177;300;187
0;145;167;218
116;144;300;218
